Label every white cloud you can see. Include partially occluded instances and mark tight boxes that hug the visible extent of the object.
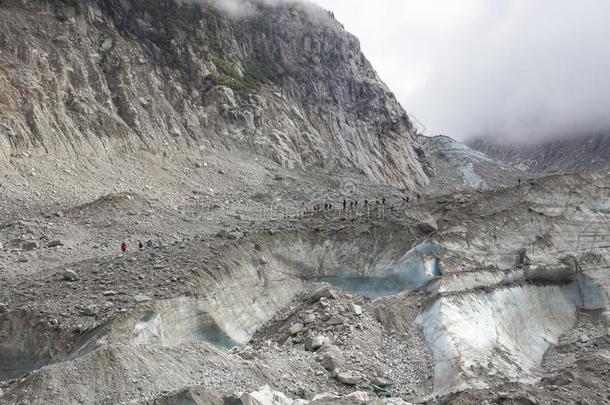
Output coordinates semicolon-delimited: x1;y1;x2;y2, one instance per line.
312;0;610;142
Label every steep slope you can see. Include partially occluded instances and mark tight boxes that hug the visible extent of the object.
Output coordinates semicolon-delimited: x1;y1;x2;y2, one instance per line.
0;0;428;190
416;134;525;192
469;133;610;174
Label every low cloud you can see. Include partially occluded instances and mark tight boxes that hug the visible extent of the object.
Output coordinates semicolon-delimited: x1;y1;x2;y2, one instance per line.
182;0;334;24
313;0;610;143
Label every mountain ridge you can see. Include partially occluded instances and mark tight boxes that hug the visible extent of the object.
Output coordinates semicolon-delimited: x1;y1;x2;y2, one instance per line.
468;132;610;174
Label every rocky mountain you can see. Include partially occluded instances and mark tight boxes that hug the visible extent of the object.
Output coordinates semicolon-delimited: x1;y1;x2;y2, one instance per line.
469;133;610;174
0;0;428;190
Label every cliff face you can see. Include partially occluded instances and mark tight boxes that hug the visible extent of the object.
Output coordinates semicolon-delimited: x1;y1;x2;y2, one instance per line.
0;0;428;190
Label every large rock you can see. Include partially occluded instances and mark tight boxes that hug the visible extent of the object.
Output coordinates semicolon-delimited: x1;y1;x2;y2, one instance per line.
289;323;304;335
305;336;326;352
303;313;316;324
336;371;360;385
309;285;338;303
83;304;99;317
240;385;292;405
215;229;244;240
417;216;438;233
350;304;362;316
62;269;78;281
326;316;345;326
320;354;340;372
47;240;65;248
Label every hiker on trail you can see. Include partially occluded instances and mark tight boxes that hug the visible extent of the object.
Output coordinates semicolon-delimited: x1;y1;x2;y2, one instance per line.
329;203;332;210
324;203;328;211
138;240;143;250
417;194;421;202
120;242;127;253
146;239;154;249
382;197;386;205
376;199;380;206
364;200;368;207
518;178;522;186
343;199;347;210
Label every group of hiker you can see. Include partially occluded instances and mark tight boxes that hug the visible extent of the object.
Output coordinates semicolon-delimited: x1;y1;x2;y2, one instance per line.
342;197;384;210
118;194;425;252
120;239;155;253
312;194;422;215
313;203;333;212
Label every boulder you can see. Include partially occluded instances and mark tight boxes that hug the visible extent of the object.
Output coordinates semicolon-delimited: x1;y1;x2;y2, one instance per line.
336;371;360;385
417;216;438;233
240;385;292;405
227;231;244;240
350;304;362;316
63;269;78;281
216;229;244;240
318;337;333;352
320;354;340;372
83;304;99;317
326;316;345;325
309;285;337;302
47;240;64;248
289;323;304;335
305;335;325;352
303;313;316;324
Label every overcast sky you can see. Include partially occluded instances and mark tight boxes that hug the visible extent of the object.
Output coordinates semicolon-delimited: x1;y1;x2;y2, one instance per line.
311;0;610;142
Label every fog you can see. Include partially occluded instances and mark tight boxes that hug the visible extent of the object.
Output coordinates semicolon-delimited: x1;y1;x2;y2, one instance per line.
311;0;610;143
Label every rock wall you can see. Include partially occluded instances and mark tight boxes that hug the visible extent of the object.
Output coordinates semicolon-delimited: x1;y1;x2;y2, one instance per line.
0;0;429;190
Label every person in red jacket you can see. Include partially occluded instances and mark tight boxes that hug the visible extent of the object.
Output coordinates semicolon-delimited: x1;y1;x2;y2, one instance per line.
120;242;127;253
